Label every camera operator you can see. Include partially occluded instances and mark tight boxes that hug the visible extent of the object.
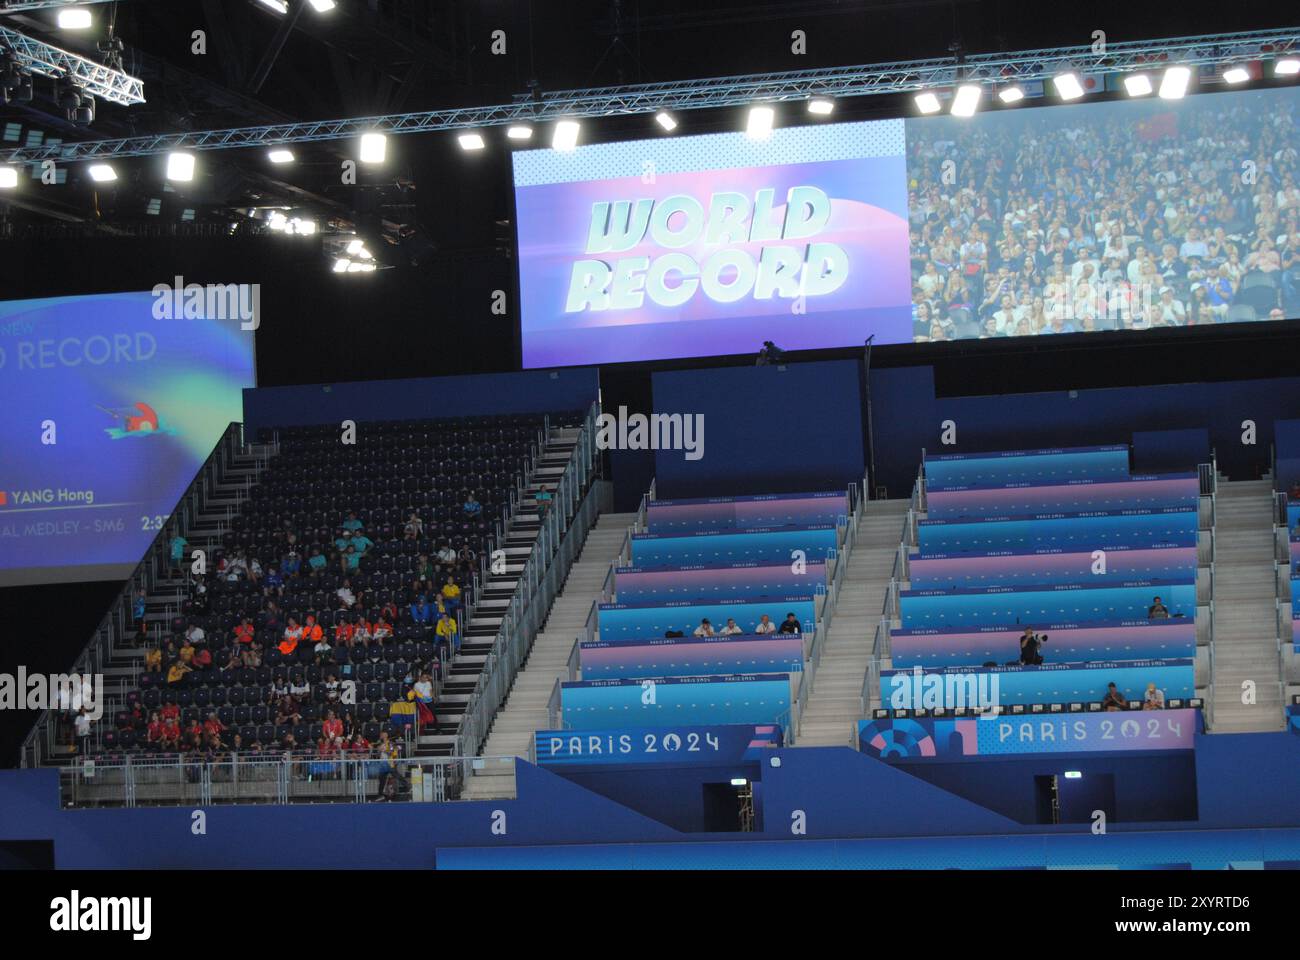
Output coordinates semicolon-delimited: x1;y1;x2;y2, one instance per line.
1019;627;1046;666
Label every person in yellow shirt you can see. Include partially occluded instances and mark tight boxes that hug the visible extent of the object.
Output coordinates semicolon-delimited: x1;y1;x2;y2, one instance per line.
144;646;162;673
166;661;192;686
435;612;459;654
440;575;461;615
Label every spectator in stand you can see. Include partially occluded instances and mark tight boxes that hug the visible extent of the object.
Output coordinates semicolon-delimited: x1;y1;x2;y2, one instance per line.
280;549;301;578
322;709;344;742
778;613;802;635
436;542;457;564
169;530;188;573
1019;627;1045;666
435;610;459;653
1102;682;1128;712
177;638;196;667
463;492;483;519
410;591;433;625
349;527;374;556
342;512;364;532
192;644;212;671
144;644;162;674
160;715;181;750
535;485;554;518
275;694;301;726
234;616;255;646
307;547;327;576
313;633;334;665
755;614;776;635
410;673;436;727
373;616;393;642
132;589;147;640
404;511;424;540
184;621;205;646
720;617;744;636
203;712;225;741
146;711;164;746
693;618;716;637
280;617;304;657
440;574;462;612
1143;682;1166;711
333;528;352;553
1147;596;1171;619
340;544;361;575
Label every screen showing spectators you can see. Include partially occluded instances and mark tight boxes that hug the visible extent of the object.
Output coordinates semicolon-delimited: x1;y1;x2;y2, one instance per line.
906;86;1300;341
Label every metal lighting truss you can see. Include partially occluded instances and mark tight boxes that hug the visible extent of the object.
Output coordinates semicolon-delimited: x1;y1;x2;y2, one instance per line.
0;23;144;105
2;25;1298;164
0;0;123;10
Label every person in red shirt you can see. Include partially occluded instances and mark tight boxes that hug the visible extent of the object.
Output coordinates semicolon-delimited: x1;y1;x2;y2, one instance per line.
146;711;164;744
160;718;181;749
160;700;180;722
234;617;255;645
334;619;356;646
321;709;343;741
185;719;203;742
192;646;213;670
202;712;224;740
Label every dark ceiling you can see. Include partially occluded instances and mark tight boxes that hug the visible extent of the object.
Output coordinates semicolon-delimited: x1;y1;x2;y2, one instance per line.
0;0;1294;251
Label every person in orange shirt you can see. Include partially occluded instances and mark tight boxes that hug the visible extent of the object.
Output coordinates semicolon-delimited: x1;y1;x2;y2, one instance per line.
303;615;324;645
334;618;356;646
234;617;255;645
280;617;303;656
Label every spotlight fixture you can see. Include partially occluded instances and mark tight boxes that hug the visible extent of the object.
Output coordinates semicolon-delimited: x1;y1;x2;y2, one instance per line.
57;7;93;30
1158;65;1191;100
268;149;295;164
87;163;116;182
345;239;365;256
308;0;337;11
1274;58;1300;76
807;97;834;115
332;258;350;273
655;111;678;131
914;91;941;114
346;261;376;273
997;86;1025;103
1222;66;1250;84
506;125;533;141
256;0;290;13
166;152;195;182
1123;73;1153;97
359;132;386;164
0;166;17;189
552;119;580;150
745;105;775;139
950;83;982;117
457;132;485;151
1053;72;1085;100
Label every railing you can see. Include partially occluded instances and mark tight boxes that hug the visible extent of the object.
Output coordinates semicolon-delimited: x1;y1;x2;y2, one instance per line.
454;402;602;758
58;753;519;808
787;470;867;742
22;423;272;769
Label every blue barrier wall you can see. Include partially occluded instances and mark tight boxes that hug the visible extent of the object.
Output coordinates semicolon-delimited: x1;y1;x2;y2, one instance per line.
867;368;1300;497
242;368;600;438
651;360;865;499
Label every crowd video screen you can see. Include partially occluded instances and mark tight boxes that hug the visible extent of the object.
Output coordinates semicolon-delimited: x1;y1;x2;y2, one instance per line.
513;84;1299;366
0;292;256;586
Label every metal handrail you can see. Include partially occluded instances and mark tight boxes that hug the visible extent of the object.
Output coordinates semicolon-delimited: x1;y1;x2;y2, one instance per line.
453;402;601;757
21;423;270;768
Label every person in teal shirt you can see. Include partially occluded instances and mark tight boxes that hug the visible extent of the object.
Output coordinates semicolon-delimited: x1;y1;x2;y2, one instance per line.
349;531;374;554
333;529;351;552
341;512;363;532
169;533;187;572
341;545;361;573
307;548;327;574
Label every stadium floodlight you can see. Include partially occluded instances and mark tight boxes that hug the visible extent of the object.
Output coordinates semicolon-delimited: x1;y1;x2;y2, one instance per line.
950;83;982;117
267;148;294;164
1123;73;1153;97
1063;771;1082;779
1222;66;1250;84
914;91;941;114
997;86;1024;103
745;105;775;139
1158;65;1191;99
0;166;17;189
359;132;386;163
345;238;365;256
807;97;835;115
457;132;485;151
257;0;290;13
729;778;748;787
332;258;350;273
1275;58;1300;76
552;119;580;150
655;111;677;131
86;163;115;182
347;261;376;273
1053;72;1085;100
166;151;195;182
308;0;337;11
506;125;533;140
56;8;92;30
267;210;287;231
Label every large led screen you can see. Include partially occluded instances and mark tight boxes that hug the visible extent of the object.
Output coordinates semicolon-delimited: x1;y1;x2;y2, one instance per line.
513;119;912;367
514;85;1299;365
0;291;256;586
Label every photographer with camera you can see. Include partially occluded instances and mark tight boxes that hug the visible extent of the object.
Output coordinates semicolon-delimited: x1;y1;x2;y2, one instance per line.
1019;626;1046;666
